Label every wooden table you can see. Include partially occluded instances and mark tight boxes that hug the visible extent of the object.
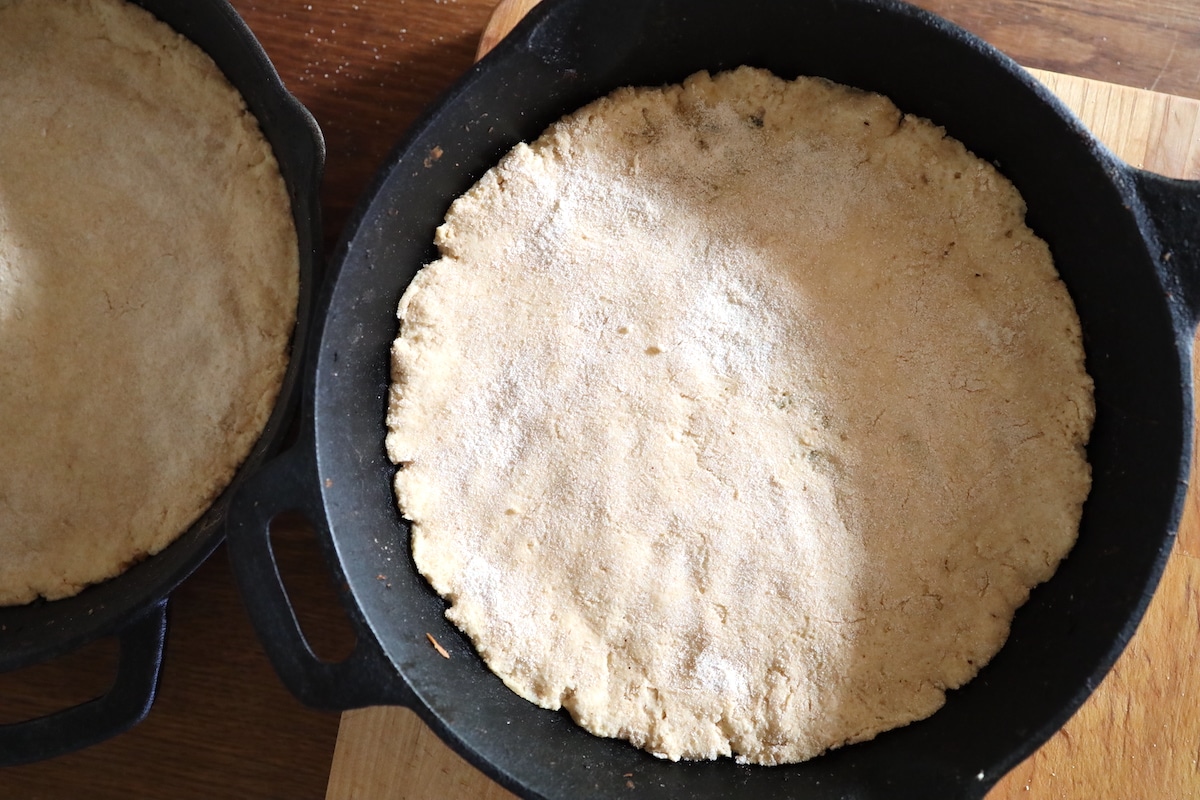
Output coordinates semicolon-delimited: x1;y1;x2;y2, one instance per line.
1;1;1198;798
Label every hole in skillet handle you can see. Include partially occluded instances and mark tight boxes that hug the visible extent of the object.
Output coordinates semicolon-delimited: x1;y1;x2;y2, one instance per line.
0;601;166;767
0;638;118;725
269;512;358;665
224;436;413;712
1131;170;1200;336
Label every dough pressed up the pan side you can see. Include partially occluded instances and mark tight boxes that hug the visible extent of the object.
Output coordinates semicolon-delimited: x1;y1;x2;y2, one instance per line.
0;0;299;604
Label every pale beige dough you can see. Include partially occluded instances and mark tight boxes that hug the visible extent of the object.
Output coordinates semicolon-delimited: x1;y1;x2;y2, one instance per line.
386;67;1093;765
0;0;298;604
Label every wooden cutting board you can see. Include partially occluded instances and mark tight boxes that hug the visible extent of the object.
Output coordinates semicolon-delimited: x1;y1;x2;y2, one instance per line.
327;3;1200;798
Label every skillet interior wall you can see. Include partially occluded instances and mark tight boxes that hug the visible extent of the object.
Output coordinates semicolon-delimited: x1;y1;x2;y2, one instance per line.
311;0;1185;796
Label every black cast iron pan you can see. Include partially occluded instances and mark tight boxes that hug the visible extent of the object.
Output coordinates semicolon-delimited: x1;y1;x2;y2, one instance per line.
0;0;323;766
225;0;1200;796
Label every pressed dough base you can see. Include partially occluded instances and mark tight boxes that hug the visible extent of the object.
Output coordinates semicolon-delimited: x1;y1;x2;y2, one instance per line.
0;0;298;604
386;67;1094;765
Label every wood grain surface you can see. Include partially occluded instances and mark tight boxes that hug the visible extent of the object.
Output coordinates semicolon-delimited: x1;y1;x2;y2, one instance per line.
1;1;1198;799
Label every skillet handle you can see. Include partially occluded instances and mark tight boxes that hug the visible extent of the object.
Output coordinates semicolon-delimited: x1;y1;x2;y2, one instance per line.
1132;169;1200;331
0;601;166;766
224;439;413;711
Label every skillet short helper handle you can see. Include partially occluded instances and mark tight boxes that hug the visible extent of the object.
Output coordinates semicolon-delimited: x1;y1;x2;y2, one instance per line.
225;440;412;711
0;601;166;766
1132;169;1200;331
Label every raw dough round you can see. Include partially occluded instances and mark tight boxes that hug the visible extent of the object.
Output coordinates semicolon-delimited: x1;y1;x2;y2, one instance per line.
386;67;1093;765
0;0;298;604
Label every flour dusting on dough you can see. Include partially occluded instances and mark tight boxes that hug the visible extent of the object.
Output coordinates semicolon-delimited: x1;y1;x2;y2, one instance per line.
386;67;1093;765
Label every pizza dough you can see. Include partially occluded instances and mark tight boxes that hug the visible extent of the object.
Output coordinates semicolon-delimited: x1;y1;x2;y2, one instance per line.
386;67;1093;764
0;0;298;604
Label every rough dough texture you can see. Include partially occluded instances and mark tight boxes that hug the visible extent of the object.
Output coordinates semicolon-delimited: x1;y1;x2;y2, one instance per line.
386;67;1093;765
0;0;298;604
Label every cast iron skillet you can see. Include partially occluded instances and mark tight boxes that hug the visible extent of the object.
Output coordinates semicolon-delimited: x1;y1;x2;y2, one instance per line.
0;0;323;766
226;0;1200;796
